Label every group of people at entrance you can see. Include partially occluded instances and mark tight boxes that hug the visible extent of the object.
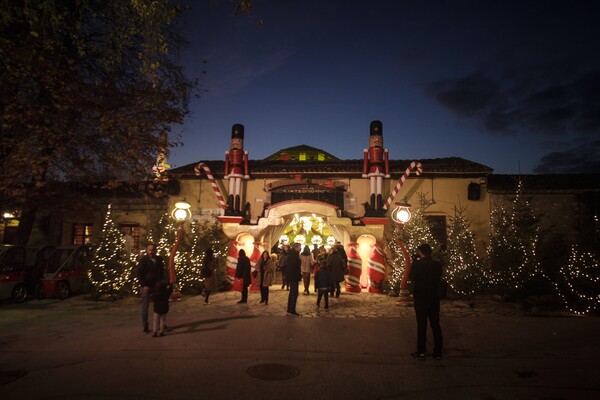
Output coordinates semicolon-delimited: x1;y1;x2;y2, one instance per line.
136;241;444;360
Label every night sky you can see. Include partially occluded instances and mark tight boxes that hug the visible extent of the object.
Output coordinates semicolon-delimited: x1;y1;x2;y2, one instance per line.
171;0;600;174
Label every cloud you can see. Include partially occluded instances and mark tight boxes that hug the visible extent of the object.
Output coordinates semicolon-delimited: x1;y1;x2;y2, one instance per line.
425;65;600;138
533;138;600;173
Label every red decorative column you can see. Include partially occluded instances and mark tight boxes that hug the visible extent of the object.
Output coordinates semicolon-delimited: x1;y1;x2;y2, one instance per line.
346;242;362;293
225;242;239;289
367;243;385;293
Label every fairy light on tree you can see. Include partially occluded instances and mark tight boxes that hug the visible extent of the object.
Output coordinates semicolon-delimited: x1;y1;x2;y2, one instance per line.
446;205;484;297
88;204;132;299
552;246;600;315
487;179;540;293
385;193;439;295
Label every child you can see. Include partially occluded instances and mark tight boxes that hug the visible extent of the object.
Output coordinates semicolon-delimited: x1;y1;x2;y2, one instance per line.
151;281;173;337
314;264;334;310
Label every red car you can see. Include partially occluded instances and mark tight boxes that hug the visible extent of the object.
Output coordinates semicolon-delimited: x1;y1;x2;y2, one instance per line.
37;245;92;300
0;245;28;302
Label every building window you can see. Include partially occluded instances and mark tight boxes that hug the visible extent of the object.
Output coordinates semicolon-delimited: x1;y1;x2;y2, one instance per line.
299;152;307;161
73;223;93;245
425;215;447;250
120;224;141;254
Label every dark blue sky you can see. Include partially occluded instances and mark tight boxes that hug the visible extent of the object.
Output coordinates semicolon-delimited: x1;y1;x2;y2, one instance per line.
171;0;600;174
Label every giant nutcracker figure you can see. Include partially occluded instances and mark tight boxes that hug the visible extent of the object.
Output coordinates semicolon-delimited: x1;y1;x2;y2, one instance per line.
224;124;250;215
362;120;390;214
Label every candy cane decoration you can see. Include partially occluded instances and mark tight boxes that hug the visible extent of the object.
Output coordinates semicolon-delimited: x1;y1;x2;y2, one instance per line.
367;243;386;293
194;162;227;210
345;242;362;293
383;161;423;210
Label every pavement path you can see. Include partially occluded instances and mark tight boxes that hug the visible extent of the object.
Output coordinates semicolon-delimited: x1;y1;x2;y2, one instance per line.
1;288;598;400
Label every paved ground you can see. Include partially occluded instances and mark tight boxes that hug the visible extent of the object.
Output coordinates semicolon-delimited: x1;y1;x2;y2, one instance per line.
1;286;599;400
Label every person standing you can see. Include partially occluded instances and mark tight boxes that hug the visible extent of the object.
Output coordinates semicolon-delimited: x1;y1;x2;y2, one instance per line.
409;243;443;360
300;245;314;295
315;263;334;310
235;249;252;303
201;248;218;304
151;281;173;337
279;244;290;290
327;248;345;298
285;243;302;316
137;243;165;333
257;251;275;305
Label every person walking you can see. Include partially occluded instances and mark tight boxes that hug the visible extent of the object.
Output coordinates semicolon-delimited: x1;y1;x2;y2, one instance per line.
235;249;252;303
327;247;345;298
300;245;314;295
201;248;218;304
278;244;290;290
137;243;165;333
285;243;302;316
409;243;443;360
151;280;173;337
315;263;334;310
257;251;275;305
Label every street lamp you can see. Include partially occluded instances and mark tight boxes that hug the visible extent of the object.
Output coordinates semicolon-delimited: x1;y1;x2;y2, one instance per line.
391;197;413;300
168;200;192;286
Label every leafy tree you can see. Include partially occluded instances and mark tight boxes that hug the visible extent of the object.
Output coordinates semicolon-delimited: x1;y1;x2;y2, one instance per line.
0;0;194;244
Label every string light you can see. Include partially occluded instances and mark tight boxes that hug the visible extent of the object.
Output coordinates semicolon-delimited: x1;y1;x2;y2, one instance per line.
87;204;133;299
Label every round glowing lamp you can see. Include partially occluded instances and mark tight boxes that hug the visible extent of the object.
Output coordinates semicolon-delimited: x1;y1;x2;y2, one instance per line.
295;234;306;245
171;200;192;222
391;197;412;224
311;235;323;245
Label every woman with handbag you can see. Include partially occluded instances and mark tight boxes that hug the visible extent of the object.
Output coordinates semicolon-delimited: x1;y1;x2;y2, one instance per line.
256;251;275;305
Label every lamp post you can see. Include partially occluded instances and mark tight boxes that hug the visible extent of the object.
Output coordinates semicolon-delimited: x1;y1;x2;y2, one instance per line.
391;196;412;300
168;200;192;287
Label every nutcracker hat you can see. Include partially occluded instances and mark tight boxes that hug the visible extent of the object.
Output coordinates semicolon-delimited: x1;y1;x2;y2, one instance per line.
370;120;383;136
231;124;244;139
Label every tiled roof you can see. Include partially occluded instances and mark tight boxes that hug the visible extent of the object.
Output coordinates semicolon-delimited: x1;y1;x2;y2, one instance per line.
487;174;600;193
170;156;493;179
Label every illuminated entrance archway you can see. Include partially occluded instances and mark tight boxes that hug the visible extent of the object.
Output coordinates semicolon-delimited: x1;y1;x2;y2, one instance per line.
261;200;349;253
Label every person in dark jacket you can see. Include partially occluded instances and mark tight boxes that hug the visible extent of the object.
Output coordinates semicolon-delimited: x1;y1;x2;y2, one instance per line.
235;249;252;303
315;263;334;309
326;248;345;298
202;248;218;304
151;280;173;337
137;243;165;333
278;244;290;290
285;243;302;316
409;243;443;360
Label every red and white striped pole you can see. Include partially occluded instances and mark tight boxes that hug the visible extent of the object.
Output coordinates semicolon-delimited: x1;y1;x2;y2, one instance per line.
345;242;362;293
383;161;422;210
367;243;386;293
194;162;228;210
225;242;239;289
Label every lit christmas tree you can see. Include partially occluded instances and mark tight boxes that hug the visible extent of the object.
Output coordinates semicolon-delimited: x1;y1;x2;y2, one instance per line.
146;215;228;293
487;179;540;293
446;205;484;297
553;246;600;315
385;193;440;295
88;204;132;299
